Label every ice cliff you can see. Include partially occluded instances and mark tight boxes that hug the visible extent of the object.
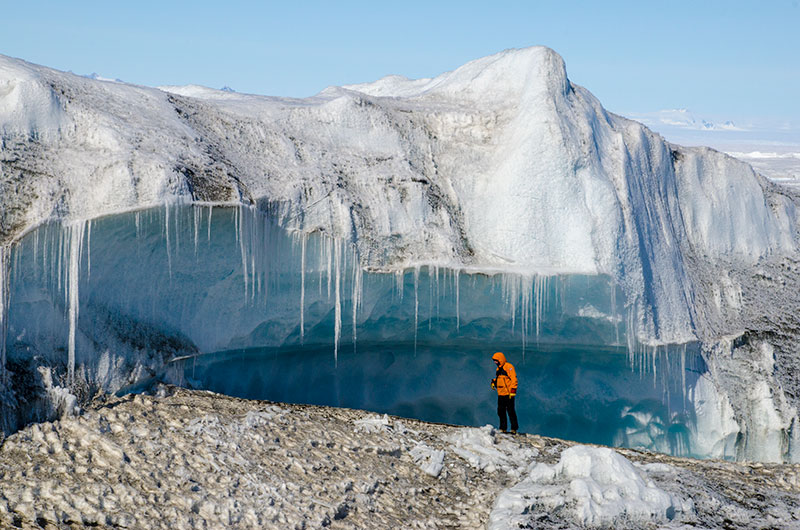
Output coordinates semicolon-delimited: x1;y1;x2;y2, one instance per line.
1;47;799;462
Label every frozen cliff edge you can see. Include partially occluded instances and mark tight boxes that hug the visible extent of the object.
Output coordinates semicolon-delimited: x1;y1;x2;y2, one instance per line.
2;47;795;343
1;47;800;461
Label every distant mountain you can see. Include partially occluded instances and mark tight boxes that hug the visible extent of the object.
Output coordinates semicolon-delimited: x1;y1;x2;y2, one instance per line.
628;108;743;131
81;72;124;83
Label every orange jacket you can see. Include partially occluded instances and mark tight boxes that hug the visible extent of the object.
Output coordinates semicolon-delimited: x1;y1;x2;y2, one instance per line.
491;352;518;396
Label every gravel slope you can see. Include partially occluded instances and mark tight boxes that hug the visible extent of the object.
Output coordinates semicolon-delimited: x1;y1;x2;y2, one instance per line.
1;387;798;529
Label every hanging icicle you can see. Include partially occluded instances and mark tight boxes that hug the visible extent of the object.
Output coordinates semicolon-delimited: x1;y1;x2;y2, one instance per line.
413;266;420;355
454;268;460;330
351;244;362;352
67;220;86;386
193;204;201;255
0;245;10;389
300;232;307;343
165;203;173;279
333;239;342;366
86;219;92;280
206;204;213;242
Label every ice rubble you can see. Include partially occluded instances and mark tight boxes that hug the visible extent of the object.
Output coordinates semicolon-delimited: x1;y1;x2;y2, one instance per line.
3;387;799;529
1;47;800;461
488;445;693;529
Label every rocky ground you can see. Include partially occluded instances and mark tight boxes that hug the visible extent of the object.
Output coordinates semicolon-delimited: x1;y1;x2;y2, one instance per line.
0;386;799;529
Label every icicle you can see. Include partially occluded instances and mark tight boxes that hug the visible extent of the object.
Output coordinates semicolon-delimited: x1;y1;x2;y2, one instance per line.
626;303;637;369
333;239;342;366
249;208;256;303
86;219;92;280
0;245;10;388
427;266;434;331
318;249;324;297
609;280;620;344
534;275;543;339
33;228;39;267
326;237;332;299
351;245;362;352
173;202;181;255
507;274;517;334
165;203;173;279
300;232;307;343
67;221;86;386
61;228;69;309
255;211;263;302
193;205;200;255
454;269;460;330
238;205;249;300
206;205;213;242
56;227;64;294
413;266;420;355
521;276;529;355
11;240;20;288
652;345;658;387
42;226;49;287
434;266;440;321
680;343;687;410
395;270;404;302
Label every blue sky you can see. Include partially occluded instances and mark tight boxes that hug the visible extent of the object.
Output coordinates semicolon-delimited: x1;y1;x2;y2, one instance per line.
2;1;799;123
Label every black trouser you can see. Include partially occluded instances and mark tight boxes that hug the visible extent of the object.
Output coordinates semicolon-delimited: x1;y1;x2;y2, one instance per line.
497;394;518;432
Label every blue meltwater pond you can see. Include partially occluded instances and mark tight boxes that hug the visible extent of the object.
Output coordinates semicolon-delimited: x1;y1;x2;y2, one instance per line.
175;340;703;457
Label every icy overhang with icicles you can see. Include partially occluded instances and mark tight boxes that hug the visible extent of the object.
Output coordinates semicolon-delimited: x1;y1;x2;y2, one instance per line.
1;47;798;462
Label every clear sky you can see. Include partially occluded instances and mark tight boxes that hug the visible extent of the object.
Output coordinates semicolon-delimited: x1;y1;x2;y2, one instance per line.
2;0;799;123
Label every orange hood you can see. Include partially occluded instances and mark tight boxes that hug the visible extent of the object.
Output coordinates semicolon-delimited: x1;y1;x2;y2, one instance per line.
492;352;506;366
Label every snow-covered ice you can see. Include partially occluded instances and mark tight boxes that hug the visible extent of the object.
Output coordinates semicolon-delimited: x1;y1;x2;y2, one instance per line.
488;445;693;529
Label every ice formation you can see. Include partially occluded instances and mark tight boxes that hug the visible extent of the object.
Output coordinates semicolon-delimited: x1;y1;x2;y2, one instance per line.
488;445;693;529
1;47;799;462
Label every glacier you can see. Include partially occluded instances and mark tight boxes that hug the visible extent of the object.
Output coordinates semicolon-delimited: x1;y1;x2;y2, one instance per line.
1;46;799;462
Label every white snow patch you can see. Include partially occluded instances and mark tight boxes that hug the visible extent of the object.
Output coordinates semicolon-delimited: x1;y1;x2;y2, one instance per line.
488;445;692;529
444;425;538;477
445;426;509;473
0;56;67;138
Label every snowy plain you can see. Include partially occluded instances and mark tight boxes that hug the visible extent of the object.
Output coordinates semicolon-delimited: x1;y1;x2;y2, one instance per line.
627;108;800;185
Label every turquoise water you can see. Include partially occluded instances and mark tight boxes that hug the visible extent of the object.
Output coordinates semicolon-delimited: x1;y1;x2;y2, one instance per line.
176;340;702;452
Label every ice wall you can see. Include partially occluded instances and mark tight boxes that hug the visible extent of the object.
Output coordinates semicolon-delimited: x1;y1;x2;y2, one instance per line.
2;48;796;350
1;204;780;460
5;204;628;373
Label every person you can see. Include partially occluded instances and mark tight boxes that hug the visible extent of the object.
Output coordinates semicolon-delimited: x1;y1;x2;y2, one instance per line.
490;351;519;434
